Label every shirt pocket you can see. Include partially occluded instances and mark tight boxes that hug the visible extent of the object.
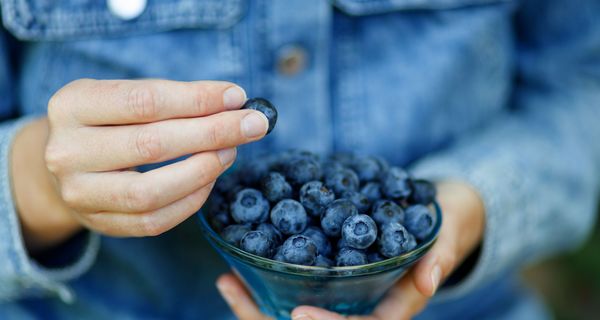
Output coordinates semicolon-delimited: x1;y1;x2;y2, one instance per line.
332;0;511;15
0;0;244;41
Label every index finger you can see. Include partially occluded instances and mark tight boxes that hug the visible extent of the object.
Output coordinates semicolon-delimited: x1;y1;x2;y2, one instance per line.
51;79;246;125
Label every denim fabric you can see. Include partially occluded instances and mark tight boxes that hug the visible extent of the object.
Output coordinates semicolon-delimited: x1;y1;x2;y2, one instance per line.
0;0;598;319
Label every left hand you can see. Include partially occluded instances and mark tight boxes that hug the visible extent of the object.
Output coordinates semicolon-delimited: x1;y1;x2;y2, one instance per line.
216;180;485;320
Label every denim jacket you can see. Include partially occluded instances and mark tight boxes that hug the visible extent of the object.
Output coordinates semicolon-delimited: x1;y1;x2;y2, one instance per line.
0;0;598;319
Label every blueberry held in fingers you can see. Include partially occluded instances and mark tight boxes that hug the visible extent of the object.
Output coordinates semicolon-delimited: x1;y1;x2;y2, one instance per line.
242;98;278;134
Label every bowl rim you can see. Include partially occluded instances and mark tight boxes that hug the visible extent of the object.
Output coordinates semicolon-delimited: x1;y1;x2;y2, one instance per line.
197;202;442;278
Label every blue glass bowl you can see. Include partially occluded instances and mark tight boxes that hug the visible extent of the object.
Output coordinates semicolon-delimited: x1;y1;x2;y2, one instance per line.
197;203;442;320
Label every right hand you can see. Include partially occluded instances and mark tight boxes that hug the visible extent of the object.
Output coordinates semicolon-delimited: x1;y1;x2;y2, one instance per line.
33;79;267;239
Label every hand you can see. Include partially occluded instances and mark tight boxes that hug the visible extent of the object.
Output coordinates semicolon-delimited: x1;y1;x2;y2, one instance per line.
216;180;485;320
12;79;268;251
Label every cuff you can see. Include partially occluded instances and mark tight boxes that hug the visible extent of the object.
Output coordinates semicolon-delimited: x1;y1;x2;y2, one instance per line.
0;117;100;303
409;149;528;301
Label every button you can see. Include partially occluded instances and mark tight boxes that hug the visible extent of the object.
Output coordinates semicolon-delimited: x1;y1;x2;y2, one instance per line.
107;0;147;21
277;45;308;76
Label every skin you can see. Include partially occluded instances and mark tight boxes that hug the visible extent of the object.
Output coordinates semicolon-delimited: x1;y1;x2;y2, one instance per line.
216;180;485;320
11;79;269;253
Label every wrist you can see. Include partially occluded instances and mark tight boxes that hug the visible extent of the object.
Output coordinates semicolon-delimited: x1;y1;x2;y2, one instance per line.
11;118;82;253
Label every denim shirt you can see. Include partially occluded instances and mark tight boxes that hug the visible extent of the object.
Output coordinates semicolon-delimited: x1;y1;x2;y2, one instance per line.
0;0;599;319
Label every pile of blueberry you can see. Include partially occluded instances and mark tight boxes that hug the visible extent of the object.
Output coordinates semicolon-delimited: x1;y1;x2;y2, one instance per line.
205;150;438;268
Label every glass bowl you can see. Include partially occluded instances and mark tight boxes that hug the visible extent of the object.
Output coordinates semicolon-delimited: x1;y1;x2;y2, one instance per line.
197;203;442;320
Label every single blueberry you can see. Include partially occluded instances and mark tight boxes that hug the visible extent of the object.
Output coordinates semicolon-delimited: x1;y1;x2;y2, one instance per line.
285;158;322;186
240;231;274;258
314;255;334;268
273;246;285;262
242;98;277;134
325;168;360;196
341;214;378;249
231;188;270;224
260;172;293;203
239;157;274;186
270;199;308;235
221;224;251;247
329;152;356;167
208;209;231;232
367;251;386;263
351;156;384;182
281;235;318;266
371;200;405;227
337;237;349;250
404;204;436;240
372;156;390;173
341;190;371;213
299;181;335;217
321;199;359;237
409;180;437;206
321;160;347;178
381;167;412;199
256;223;283;245
301;226;332;257
378;222;417;258
214;173;239;195
335;247;368;266
360;182;383;203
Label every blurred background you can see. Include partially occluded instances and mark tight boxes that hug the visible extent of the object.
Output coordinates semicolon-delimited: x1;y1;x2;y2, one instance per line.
524;206;600;320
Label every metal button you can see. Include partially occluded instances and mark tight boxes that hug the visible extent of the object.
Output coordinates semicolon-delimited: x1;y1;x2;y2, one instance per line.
107;0;147;21
277;45;308;76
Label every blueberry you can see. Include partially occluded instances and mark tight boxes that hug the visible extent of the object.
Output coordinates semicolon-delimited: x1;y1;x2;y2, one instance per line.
270;199;308;235
404;205;436;240
341;190;371;213
208;209;231;232
256;223;282;245
321;199;359;237
341;214;378;249
360;182;383;203
301;226;332;256
239;158;273;186
273;246;285;262
214;173;239;195
335;247;368;266
221;224;251;247
367;251;386;263
285;158;322;186
281;235;318;266
321;160;347;178
240;231;274;258
314;255;334;267
337;237;349;250
372;156;390;173
260;172;293;202
231;188;270;224
299;181;335;217
242;98;277;134
378;222;417;258
329;152;356;167
352;156;384;182
381;167;412;199
409;180;437;206
371;200;405;227
325;168;360;195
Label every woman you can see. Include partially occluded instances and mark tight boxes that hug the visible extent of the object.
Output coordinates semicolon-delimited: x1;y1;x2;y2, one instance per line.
1;0;598;319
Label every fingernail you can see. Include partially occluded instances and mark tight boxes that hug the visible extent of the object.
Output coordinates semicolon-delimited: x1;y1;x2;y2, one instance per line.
216;282;235;306
223;86;246;110
217;148;236;165
241;112;268;138
431;264;441;295
292;314;314;320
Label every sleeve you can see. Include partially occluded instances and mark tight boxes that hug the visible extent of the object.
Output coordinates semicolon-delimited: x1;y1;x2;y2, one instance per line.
410;0;600;299
0;28;100;302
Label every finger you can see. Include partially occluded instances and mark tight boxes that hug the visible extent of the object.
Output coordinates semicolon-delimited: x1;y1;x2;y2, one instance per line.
61;149;236;213
77;181;214;237
411;216;458;297
291;306;348;320
370;272;428;320
216;273;272;320
69;109;267;171
50;79;246;125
